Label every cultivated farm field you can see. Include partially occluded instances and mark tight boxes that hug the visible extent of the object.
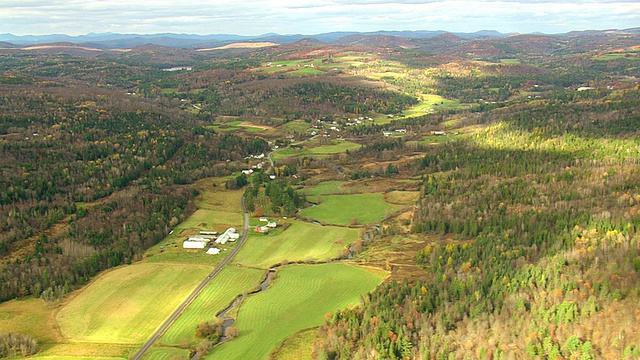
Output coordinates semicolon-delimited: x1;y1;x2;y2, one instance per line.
299;193;400;225
159;265;265;347
56;263;212;344
234;221;359;268
205;263;387;360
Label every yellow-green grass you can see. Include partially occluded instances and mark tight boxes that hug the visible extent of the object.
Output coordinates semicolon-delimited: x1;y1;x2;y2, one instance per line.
31;357;125;360
299;193;400;225
272;141;361;161
280;120;311;134
308;140;361;155
385;191;420;205
32;343;133;359
284;68;325;76
302;181;348;196
159;266;264;347
142;347;190;360
269;328;317;360
234;221;359;268
0;298;59;344
205;263;386;360
56;263;212;344
499;58;521;64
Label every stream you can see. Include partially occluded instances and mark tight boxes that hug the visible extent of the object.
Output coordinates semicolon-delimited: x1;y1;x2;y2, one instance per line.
217;268;276;342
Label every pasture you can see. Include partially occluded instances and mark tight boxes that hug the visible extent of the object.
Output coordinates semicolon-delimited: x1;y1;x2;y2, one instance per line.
302;181;348;196
56;263;212;344
234;221;359;268
205;263;386;360
159;266;264;347
272;140;361;161
299;193;400;225
142;347;190;360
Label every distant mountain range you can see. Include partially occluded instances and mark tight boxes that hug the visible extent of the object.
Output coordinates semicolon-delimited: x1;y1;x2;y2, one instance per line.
0;28;638;50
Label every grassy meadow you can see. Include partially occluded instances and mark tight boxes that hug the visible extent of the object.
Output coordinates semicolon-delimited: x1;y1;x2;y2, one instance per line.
205;263;387;360
299;193;400;225
159;266;264;347
56;263;212;344
141;347;190;360
273;140;361;161
234;221;360;268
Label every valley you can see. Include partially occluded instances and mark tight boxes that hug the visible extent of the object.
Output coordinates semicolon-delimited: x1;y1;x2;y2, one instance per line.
0;28;639;359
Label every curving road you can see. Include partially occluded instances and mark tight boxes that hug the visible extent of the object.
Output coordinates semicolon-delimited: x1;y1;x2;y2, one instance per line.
131;197;250;360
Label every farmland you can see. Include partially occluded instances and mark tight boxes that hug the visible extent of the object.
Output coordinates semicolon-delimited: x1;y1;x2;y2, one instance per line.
205;263;386;360
158;266;264;347
234;221;360;268
299;193;401;225
56;263;212;344
272;140;361;161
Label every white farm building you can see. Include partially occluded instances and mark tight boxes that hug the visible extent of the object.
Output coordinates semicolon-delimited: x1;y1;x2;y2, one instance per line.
183;241;207;249
215;227;240;245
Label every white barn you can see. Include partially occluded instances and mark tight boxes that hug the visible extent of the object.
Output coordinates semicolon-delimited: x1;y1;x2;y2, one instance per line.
183;241;206;249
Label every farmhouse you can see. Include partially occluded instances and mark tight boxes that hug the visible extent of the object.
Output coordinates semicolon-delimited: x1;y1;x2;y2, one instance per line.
259;217;269;222
183;241;206;249
432;130;446;136
266;221;277;228
255;225;269;233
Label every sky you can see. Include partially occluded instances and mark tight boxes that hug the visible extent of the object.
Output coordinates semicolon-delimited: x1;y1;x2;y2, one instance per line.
1;0;639;36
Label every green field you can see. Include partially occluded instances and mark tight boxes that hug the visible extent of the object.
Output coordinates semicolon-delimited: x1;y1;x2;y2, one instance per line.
56;263;212;344
309;140;361;154
299;193;400;225
269;328;316;360
205;263;386;360
302;181;349;196
159;266;264;347
142;347;190;360
273;140;361;161
234;221;359;268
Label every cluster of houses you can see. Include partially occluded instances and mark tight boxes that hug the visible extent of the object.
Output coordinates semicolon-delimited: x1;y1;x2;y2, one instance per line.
254;217;277;234
182;228;240;255
383;128;407;137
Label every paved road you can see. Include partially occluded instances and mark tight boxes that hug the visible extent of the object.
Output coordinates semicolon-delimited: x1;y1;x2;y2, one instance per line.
131;197;250;360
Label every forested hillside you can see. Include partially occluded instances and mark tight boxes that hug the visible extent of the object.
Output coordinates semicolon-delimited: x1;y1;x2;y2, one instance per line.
314;87;640;359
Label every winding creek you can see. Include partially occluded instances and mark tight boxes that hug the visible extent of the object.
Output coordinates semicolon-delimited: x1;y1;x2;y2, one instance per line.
216;268;277;343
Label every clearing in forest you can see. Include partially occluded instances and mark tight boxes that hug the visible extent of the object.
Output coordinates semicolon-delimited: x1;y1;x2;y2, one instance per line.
299;193;400;225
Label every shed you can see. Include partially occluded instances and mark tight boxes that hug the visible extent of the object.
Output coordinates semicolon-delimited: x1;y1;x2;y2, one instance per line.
206;248;221;255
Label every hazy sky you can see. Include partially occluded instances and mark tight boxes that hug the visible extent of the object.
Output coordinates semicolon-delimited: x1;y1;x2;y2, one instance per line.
1;0;639;36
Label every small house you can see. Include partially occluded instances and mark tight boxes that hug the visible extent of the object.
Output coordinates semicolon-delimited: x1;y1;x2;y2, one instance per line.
259;217;269;222
266;221;277;228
